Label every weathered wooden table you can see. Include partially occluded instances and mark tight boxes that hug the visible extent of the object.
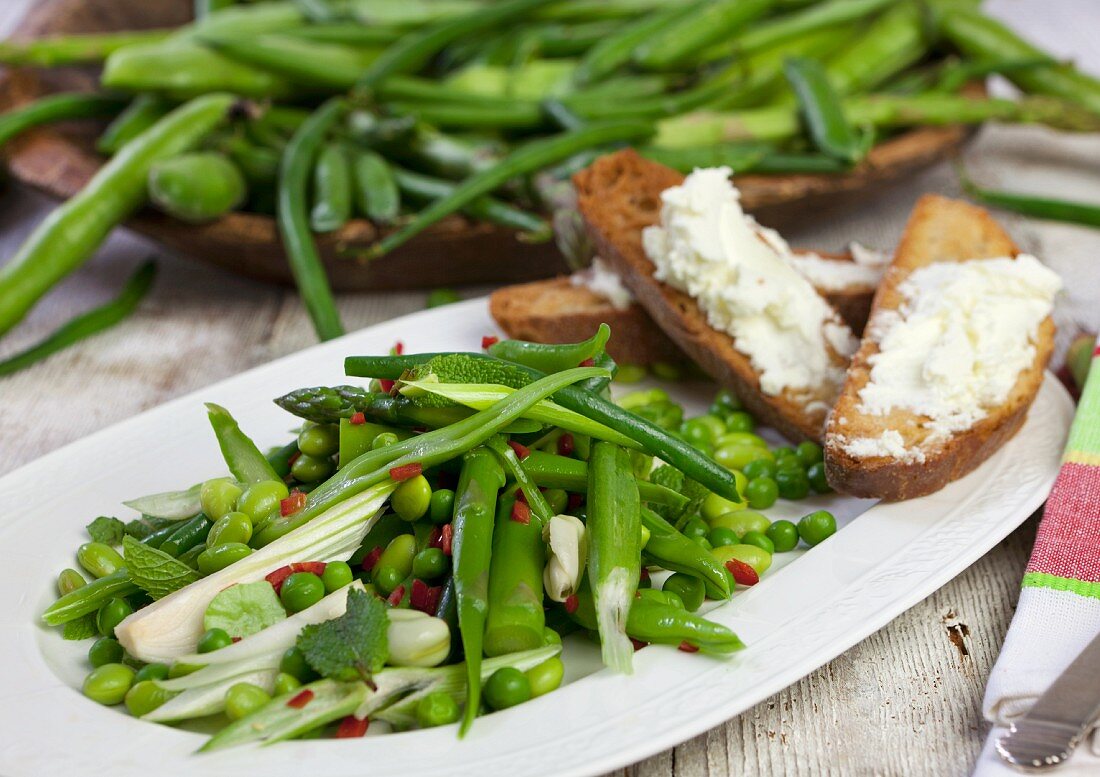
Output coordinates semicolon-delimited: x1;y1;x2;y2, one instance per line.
1;2;1098;774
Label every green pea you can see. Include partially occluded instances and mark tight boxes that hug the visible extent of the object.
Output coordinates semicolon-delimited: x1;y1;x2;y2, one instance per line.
88;636;124;668
57;568;88;596
745;476;779;509
207;511;253;547
200;478;243;522
798;510;837;546
708;509;770;537
236;480;290;523
710;388;741;413
416;691;460;727
412;548;448;581
776;469;811;500
96;597;133;638
725;411;755;432
526;656;565;698
374;534;417;594
125;680;174;717
776;454;805;473
225;682;272;721
762;521;796;553
742;458;777;480
371;432;400;450
321;560;354;593
297;424;339;457
773;446;795;459
429;488;455;524
77;542;125;579
198;627;233;653
197;542;253;574
707;526;739;548
715;444;772;471
426;288;462;308
680;417;717;446
83;663;135;705
168;662;203;678
543;488;568;515
796;440;824;466
614;364;647;383
681;517;709;541
280;572;325;613
702;491;747;522
542;627;562;647
711;543;772;576
740;530;775;554
392;475;432;521
662;572;705;612
807;462;832;494
134;663;170;682
484;667;532;711
273;672;301;695
280;646;316;682
291;453;336;483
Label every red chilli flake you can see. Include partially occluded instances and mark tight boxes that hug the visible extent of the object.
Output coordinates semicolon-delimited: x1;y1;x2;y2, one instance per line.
725;558;760;586
507;440;531;460
410;579;442;614
678;641;700;653
361;546;383;573
557;433;575;456
441;523;453;556
280;491;306;517
514;489;527;505
564;594;579;614
428;526;443;550
389;462;423;481
481;335;499;349
631;638;649;652
578;358;595;368
336;716;369;739
511;501;531;525
387;585;406;607
639;568;650;583
349;412;366;426
287;451;302;468
266;562;328;594
567;492;584;511
379;379;395;394
287;689;314;709
393;341;405;355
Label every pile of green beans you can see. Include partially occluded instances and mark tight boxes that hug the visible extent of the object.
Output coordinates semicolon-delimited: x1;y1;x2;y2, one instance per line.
2;0;1099;358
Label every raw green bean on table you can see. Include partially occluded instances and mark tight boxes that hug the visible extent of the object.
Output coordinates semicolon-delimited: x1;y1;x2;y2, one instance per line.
218;135;280;186
97;95;174;156
638;143;772;173
959;167;1100;228
352;150;401;225
451;447;505;735
0;92;127;151
0;93;234;338
278;98;347;342
284;23;403;46
488;323;609;375
818;1;931;96
148;152;247;223
0;29;172;66
484;488;546;657
632;0;775;71
205;403;281;484
390;101;545;131
0;261;156;378
383;125;503;179
200;33;382;91
572;1;703;85
784;57;868;163
366;121;652;259
309;143;353;234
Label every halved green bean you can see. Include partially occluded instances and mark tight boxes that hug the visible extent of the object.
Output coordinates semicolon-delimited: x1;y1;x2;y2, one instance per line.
278;98;346;341
0;93;127;150
0;261;156;378
959;166;1100;228
0;30;172;66
641;507;729;600
367;121;652;258
785;57;868;163
484;488;546;657
310;143;353;234
351;150;400;225
633;0;775;71
97;95;174;156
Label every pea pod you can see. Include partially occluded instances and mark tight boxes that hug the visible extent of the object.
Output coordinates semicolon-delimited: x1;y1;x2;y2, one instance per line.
77;542;125;579
784;57;868;164
391;167;548;238
572;1;703;85
206;403;281;484
0;93;234;336
488;324;610;375
632;0;774;71
351;149;400;225
484;489;546;657
641;507;730;600
97;95;173;155
102;42;294;100
0;92;127;151
148;152;247;223
309;142;353;233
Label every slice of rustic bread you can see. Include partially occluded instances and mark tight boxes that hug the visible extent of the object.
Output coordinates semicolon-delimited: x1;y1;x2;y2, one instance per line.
823;194;1056;500
572;149;854;443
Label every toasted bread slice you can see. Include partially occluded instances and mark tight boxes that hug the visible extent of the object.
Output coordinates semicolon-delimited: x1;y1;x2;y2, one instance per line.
824;194;1056;501
489;257;875;367
573;149;855;443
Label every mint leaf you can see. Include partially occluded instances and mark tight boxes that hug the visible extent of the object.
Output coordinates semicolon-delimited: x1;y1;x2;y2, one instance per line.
297;588;388;682
87;516;125;545
204;581;286;639
123;535;200;600
63;613;99;641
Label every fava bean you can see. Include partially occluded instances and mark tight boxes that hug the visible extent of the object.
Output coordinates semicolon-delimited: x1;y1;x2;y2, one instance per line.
236;479;290;522
393;474;432;521
57;568;88;596
78;542;125;579
711;543;772;576
207;511;253;547
225;682;272;721
297;423;339;457
708;509;770;537
702;490;747;521
125;679;174;717
526;656;565;698
83;662;135;705
201;477;243;522
197;542;252;574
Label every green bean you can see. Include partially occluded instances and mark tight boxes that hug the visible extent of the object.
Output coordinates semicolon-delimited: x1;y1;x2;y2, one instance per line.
356;0;560;91
367;121;651;258
218;135;280;186
932;56;1057;95
784;57;868;163
284;24;403;46
958;166;1100;228
148;152;246;223
519;451;686;507
820;1;930;95
42;569;139;626
0;94;234;337
0;93;127;151
638;142;769;173
200;33;381;91
452;447;505;735
159;514;213;558
391;167;549;238
97;95;174;156
0;29;172;66
488;324;609;375
390;101;545;131
484;489;546;657
747;151;852;174
351;150;400;225
939;8;1100;116
102;42;294;100
278;98;347;341
526;20;622;57
195;0;235;19
641;507;729;600
537;0;680;22
345;110;418;147
572;1;703;85
633;0;775;71
309;143;353;234
0;261;156;378
383;125;503;179
205;403;280;484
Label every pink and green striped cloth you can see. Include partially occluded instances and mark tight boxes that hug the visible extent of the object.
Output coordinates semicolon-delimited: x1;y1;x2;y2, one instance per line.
976;339;1100;775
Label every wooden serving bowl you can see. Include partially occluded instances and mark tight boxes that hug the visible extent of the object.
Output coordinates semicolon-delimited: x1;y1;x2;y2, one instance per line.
0;0;973;290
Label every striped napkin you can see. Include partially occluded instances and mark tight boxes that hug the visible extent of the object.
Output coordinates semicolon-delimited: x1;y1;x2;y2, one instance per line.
974;338;1100;775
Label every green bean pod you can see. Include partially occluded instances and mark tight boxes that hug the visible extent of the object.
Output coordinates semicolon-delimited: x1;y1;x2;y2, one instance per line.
452;447;505;735
959;169;1100;228
483;489;546;657
820;1;930;95
0;29;172;67
586;441;641;674
206;403;281;484
351;149;400;225
633;0;774;71
0;92;127;152
148;152;247;223
391;168;549;238
158;514;214;558
102;42;294;100
97;95;174;156
520;451;686;508
488;324;610;375
201;33;381;91
309;143;353;234
573;1;703;85
641;507;730;600
784;57;867;163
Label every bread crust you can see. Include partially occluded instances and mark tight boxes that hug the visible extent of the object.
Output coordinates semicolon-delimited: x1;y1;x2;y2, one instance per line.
573;149;854;443
824;194;1055;500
